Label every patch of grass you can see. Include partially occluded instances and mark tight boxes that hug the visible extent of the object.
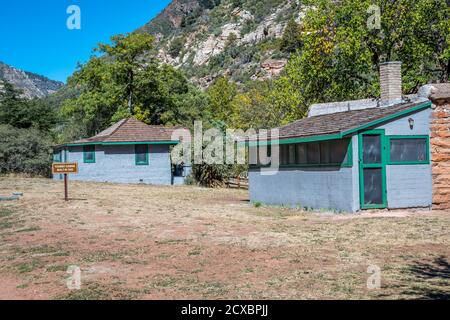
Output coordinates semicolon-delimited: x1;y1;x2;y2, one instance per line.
16;259;44;273
56;283;142;300
0;208;13;218
155;239;188;245
52;251;71;257
253;201;262;208
147;276;178;289
0;221;14;230
15;226;41;233
46;264;69;272
188;247;202;256
156;253;172;260
82;251;124;263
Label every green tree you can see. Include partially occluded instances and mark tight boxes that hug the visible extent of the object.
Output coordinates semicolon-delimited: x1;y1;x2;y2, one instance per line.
61;33;208;138
270;0;450;124
0;81;57;131
0;125;54;177
96;33;155;114
169;37;184;58
206;76;238;125
280;19;302;53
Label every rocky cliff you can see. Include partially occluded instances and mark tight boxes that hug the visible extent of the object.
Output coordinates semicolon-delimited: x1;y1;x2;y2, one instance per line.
0;62;64;99
138;0;304;86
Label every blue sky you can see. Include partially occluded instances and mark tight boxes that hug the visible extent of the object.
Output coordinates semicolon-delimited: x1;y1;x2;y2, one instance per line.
0;0;170;83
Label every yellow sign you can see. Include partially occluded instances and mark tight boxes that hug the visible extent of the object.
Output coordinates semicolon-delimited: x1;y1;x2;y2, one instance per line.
52;163;78;174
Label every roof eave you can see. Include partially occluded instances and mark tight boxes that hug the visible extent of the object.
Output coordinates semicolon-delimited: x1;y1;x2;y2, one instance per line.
59;140;180;148
243;101;432;146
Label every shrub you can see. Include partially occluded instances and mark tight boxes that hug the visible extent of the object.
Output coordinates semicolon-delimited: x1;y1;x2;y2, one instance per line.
169;37;184;58
192;163;233;188
0;125;54;177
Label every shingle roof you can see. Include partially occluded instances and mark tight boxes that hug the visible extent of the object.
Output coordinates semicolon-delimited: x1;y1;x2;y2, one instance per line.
271;100;431;141
68;118;185;145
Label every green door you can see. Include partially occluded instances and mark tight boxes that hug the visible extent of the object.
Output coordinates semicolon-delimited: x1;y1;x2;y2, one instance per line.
359;130;387;209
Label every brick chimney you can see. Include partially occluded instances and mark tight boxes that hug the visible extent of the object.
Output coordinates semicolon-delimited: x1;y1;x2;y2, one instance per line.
380;61;403;106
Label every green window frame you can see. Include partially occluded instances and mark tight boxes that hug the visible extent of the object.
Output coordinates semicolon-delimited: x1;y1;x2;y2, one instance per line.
83;145;96;164
386;135;430;165
135;144;149;165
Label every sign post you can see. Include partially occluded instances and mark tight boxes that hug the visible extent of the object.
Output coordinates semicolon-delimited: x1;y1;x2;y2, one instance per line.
52;163;78;201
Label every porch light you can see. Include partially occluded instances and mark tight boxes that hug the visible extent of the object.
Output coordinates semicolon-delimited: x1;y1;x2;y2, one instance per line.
408;118;414;130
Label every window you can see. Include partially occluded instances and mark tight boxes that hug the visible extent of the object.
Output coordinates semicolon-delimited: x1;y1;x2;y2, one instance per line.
307;143;320;164
254;139;352;167
83;145;96;163
53;151;62;163
288;144;296;165
388;136;429;164
296;144;307;164
135;145;149;165
320;141;331;164
330;139;349;164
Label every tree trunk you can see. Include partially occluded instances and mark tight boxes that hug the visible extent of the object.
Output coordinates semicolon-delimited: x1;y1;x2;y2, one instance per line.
128;70;134;115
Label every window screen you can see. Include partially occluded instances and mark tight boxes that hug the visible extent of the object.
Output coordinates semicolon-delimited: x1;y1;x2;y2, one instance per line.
307;143;320;164
288;144;296;165
363;135;381;164
390;138;427;163
296;144;307;164
255;139;350;166
363;168;383;205
330;139;349;164
320;141;331;164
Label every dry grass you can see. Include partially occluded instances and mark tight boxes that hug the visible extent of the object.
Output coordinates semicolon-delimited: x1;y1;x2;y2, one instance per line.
0;177;449;300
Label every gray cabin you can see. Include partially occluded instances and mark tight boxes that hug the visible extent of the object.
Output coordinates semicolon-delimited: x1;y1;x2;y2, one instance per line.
248;62;434;212
53;118;190;185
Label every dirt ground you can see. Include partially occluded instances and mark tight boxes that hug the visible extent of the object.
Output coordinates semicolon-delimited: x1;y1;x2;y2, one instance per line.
0;177;449;300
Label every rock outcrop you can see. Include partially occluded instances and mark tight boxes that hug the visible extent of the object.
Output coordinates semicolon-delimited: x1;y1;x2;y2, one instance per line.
0;62;63;99
137;0;303;85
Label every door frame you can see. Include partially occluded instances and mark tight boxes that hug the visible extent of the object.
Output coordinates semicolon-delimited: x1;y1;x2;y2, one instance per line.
358;129;388;210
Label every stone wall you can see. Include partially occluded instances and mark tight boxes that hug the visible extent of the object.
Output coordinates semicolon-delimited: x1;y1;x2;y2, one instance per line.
430;101;450;209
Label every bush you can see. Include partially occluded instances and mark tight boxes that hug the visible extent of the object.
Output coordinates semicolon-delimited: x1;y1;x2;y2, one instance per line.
184;174;197;186
169;37;184;58
192;163;233;188
0;125;54;177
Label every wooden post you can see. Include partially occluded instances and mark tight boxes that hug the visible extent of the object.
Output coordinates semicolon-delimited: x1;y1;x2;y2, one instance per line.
64;174;68;201
52;163;77;202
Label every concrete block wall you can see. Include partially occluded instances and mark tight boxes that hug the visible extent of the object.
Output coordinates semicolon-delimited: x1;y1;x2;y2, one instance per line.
377;108;433;209
59;144;173;185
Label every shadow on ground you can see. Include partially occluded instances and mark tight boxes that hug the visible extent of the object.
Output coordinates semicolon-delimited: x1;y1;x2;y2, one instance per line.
379;256;450;300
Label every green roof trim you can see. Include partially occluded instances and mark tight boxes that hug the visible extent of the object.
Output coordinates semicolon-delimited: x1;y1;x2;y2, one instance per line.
244;101;432;146
64;140;180;147
340;101;432;136
246;133;342;147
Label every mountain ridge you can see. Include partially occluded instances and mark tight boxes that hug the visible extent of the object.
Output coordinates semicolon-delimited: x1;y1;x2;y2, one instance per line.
0;61;64;99
137;0;303;87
